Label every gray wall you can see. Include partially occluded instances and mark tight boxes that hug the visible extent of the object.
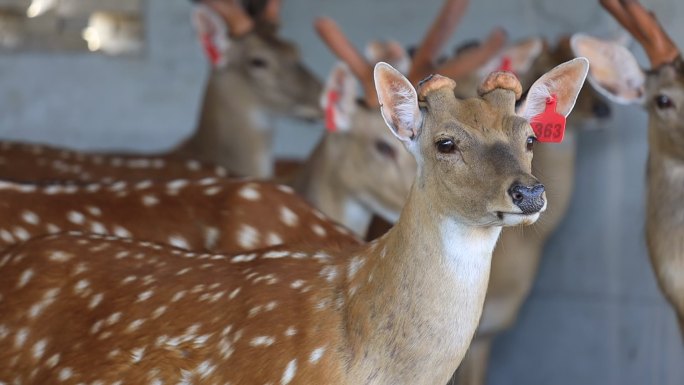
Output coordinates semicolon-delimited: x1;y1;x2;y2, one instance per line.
0;0;683;384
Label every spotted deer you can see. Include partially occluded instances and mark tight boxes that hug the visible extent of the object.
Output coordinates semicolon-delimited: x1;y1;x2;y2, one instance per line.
451;36;613;385
0;179;359;255
569;0;684;337
290;0;507;237
0;59;589;384
0;0;321;180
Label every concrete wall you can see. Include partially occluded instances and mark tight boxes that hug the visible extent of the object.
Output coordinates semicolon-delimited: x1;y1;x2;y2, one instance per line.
0;0;682;383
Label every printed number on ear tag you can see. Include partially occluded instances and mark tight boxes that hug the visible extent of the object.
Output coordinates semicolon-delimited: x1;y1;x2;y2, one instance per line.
530;94;566;143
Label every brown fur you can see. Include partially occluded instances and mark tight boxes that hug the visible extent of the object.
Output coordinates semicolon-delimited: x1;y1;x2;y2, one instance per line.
0;67;551;384
0;179;360;254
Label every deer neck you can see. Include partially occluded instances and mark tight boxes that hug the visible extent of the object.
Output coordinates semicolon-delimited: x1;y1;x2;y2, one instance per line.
176;70;275;177
292;136;374;237
341;189;501;384
645;138;684;312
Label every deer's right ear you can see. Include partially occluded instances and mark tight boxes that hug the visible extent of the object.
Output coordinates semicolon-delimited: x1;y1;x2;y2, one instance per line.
374;62;421;143
570;34;645;105
192;4;231;68
321;63;358;132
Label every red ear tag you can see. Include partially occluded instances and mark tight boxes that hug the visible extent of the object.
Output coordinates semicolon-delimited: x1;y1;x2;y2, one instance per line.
201;33;222;66
325;90;340;132
530;94;566;143
497;56;515;76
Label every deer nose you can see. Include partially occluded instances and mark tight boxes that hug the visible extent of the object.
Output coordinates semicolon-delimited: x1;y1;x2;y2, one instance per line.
508;183;545;215
592;101;612;119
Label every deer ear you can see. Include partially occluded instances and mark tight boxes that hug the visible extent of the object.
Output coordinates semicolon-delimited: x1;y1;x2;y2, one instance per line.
365;40;411;75
478;37;544;77
570;33;645;105
321;63;358;132
192;4;231;68
518;57;589;120
374;62;421;143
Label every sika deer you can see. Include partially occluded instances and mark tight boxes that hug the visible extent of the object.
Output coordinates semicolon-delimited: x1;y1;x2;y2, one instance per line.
452;36;613;385
0;0;321;180
0;60;589;384
291;0;506;237
570;0;684;337
0;179;359;254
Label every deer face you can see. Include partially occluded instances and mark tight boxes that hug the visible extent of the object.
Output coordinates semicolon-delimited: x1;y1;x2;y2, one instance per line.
375;58;589;227
571;34;684;156
192;2;322;120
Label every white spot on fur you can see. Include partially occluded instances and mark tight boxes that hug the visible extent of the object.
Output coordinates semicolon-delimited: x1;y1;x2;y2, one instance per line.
90;222;107;235
204;186;222;196
0;229;14;243
130;347;145;363
142;195;159;206
279;206;299;227
14;328;28;347
285;326;297;337
239;184;261;201
113;226;132;238
237;225;259;249
21;211;40;225
169;235;190;250
186;159;201;171
13;226;30;241
46;223;61;234
263;251;289;259
309;346;326;363
32;339;47;360
319;266;338;282
89;293;104;309
126;319;145;333
86;206;102;216
312;224;327;237
58;367;73;381
46;353;60;368
204;227;220;249
347;256;366;279
137;290;154;302
281;359;297;384
250;336;274;347
17;269;34;288
67;211;85;225
49;251;72;262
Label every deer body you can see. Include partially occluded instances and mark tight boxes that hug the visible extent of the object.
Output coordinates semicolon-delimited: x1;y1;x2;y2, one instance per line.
0;59;589;383
0;1;321;180
571;0;684;336
0;179;359;254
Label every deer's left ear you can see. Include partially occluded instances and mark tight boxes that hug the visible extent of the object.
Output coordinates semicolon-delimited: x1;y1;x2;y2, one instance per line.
192;4;231;68
374;62;421;144
517;57;589;120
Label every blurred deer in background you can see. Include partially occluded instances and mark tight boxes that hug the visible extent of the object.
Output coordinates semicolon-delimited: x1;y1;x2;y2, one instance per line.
0;58;590;384
451;35;614;385
571;0;684;338
0;179;359;254
0;0;321;180
290;0;507;237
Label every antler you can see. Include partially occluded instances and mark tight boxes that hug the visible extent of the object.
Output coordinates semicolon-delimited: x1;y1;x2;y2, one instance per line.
407;0;469;83
437;28;507;80
204;0;254;37
599;0;679;68
315;17;378;107
262;0;280;25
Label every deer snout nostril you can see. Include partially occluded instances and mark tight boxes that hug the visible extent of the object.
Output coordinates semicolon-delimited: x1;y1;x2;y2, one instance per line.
508;183;545;215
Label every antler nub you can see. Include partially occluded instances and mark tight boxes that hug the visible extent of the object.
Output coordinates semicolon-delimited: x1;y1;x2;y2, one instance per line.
478;71;522;99
417;75;457;100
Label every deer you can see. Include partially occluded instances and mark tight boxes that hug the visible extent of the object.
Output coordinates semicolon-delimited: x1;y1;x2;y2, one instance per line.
0;178;360;255
0;57;589;384
450;35;614;385
0;0;321;180
568;0;684;337
289;0;508;237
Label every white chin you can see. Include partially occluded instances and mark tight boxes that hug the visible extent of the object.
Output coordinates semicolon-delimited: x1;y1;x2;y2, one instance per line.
500;212;540;227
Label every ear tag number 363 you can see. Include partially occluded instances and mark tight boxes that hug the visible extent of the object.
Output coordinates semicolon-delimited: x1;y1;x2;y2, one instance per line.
530;94;565;143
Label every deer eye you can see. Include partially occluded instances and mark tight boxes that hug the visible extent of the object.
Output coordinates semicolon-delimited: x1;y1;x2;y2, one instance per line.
436;139;456;154
526;136;537;152
374;140;396;160
654;94;675;110
249;57;269;68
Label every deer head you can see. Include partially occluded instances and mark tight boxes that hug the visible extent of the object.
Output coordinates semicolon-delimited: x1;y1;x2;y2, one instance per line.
296;0;507;236
570;0;683;155
191;0;322;120
374;59;586;227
